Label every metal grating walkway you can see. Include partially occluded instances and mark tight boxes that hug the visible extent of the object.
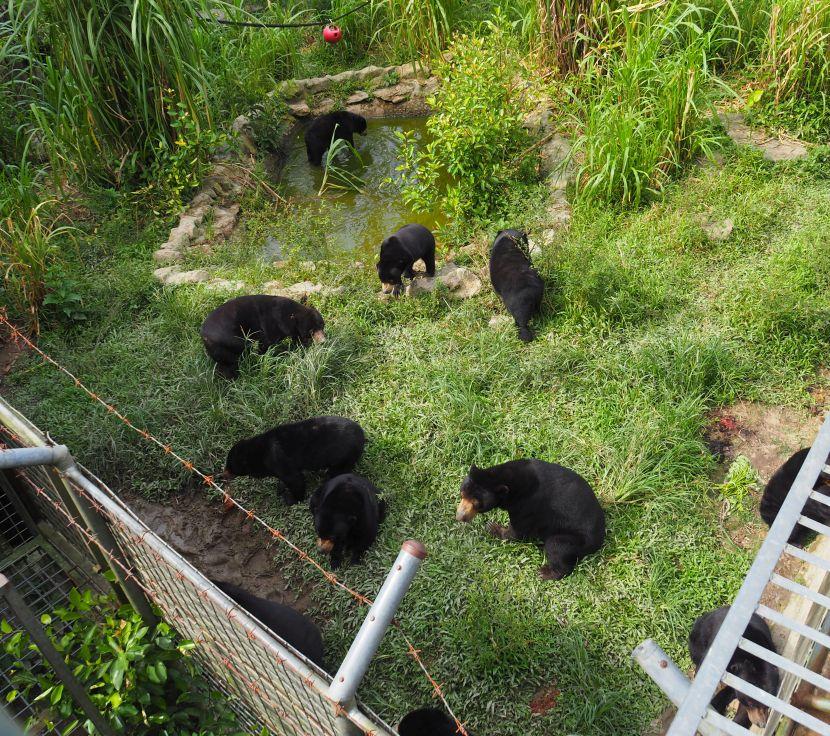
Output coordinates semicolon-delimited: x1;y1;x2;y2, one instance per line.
636;411;830;735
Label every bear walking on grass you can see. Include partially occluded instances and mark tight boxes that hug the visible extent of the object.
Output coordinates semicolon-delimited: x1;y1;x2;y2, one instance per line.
456;459;605;580
376;223;436;295
222;417;365;505
305;111;368;166
310;473;386;569
212;580;325;668
489;229;544;342
201;295;325;380
760;447;830;546
398;708;472;736
689;606;779;728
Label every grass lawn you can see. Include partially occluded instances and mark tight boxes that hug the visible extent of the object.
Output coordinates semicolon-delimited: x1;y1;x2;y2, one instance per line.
5;145;830;735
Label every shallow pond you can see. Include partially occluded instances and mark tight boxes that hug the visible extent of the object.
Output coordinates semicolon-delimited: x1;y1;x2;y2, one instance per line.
274;117;444;254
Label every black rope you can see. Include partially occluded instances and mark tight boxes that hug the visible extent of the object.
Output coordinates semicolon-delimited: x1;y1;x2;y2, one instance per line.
203;0;371;29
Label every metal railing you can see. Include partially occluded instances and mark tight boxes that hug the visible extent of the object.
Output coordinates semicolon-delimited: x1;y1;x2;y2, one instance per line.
0;395;421;736
635;411;830;735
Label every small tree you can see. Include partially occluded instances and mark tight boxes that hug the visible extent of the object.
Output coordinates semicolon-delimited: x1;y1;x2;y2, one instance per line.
398;25;537;222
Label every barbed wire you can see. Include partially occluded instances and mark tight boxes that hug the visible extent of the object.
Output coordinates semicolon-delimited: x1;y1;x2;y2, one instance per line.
0;313;470;735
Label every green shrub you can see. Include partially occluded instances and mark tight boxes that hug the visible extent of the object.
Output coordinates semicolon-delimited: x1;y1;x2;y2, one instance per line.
3;588;245;735
398;25;537;221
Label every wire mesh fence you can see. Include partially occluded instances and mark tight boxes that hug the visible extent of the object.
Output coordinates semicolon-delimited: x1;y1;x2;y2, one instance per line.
0;397;397;736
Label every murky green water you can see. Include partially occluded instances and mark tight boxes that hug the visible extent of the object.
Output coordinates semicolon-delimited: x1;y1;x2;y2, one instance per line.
275;117;444;254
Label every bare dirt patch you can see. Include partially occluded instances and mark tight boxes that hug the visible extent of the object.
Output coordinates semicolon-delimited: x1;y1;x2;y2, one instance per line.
529;681;560;716
124;490;313;611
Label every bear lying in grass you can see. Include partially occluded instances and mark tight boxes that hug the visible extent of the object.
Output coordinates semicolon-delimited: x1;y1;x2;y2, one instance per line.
489;229;544;342
305;111;367;166
398;708;472;736
760;447;830;546
377;223;436;295
201;295;325;380
689;606;779;728
456;459;605;580
223;417;365;505
213;580;325;668
310;473;385;569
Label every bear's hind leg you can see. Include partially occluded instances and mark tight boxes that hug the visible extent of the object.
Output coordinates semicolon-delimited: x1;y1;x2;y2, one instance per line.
423;249;436;276
540;534;583;580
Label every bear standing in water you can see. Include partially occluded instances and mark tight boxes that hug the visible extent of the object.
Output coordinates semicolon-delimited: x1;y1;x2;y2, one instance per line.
456;459;605;580
689;606;779;728
376;223;436;295
223;417;365;504
310;473;386;569
489;229;544;342
305;111;367;166
200;295;325;380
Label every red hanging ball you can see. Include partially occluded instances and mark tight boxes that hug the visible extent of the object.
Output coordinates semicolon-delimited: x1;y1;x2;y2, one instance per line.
323;24;342;44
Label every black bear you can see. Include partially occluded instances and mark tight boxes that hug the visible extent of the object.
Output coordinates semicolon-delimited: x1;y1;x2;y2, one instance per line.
201;295;325;380
456;459;605;580
489;229;544;342
376;224;436;295
760;447;830;546
310;473;386;569
689;606;779;728
212;580;325;668
223;417;365;504
398;708;472;736
305;111;368;166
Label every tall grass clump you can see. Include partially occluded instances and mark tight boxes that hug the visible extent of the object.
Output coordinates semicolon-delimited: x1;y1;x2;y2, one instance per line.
0;3;38;162
751;0;830;140
398;24;537;221
26;0;215;185
570;2;726;206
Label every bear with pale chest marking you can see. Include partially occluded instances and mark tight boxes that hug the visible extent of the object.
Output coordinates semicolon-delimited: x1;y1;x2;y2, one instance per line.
200;295;325;380
398;708;473;736
222;417;365;505
489;229;544;342
760;447;830;546
456;459;605;580
689;606;779;728
376;224;436;295
212;580;325;668
310;473;386;569
304;111;367;166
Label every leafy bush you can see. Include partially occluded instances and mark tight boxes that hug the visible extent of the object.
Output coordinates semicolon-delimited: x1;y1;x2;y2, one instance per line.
398;25;537;221
3;588;246;735
141;90;227;216
570;2;726;206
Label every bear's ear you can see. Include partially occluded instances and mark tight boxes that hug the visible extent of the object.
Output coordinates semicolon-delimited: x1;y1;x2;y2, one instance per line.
469;463;479;473
495;484;510;498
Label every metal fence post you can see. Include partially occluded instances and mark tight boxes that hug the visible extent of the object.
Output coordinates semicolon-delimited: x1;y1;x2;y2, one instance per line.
328;540;427;731
0;574;116;736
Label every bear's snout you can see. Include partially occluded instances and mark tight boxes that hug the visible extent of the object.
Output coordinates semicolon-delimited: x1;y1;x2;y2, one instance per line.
455;497;477;522
317;538;334;553
312;329;326;344
219;469;236;482
381;282;396;295
747;706;768;728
